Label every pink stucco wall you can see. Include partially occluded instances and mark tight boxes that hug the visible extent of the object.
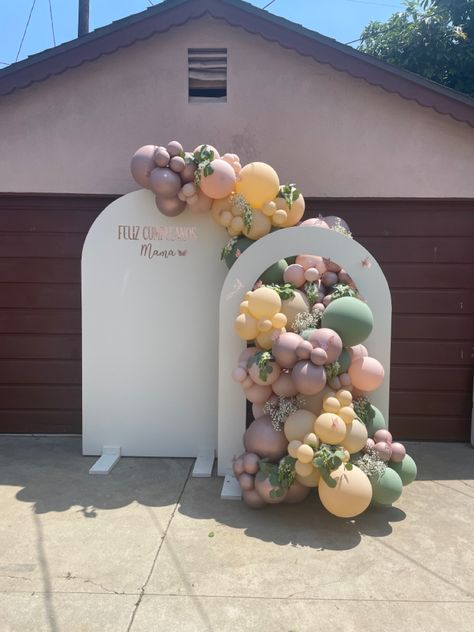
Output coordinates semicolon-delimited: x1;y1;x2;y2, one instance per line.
0;15;473;196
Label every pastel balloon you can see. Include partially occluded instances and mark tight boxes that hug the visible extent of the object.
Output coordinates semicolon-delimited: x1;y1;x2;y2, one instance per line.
308;328;343;364
238;347;257;367
149;167;182;198
283;480;311;503
232;456;245;477
243;383;273;404
193;144;220;158
244;416;288;460
252;402;266;419
296;254;326;274
242;488;266;508
283;264;306;288
181;154;197;182
292;361;327;395
296;468;320;487
200;158;236;199
272;332;302;369
371;468;403;506
254;474;287;504
323;258;341;273
389;454;417;485
260;260;288;285
364;438;375;452
389;442;406;463
341;419;368;454
349;344;368;360
188;190;213;214
295;460;314;477
244;210;272;240
318;465;372;518
296;340;313;359
363;404;387;437
248;287;281;319
284;409;316;442
303;387;333;416
374;441;392;462
374;429;393;444
243;452;260;474
280;290;310;331
322;297;374;347
248;359;281;386
169;156;185;173
321;271;338;287
296;444;314;464
232;367;247;383
154;195;186;217
304;267;320;283
300;217;329;229
130;145;157;188
235;162;280;208
239;473;255;491
314;412;346;444
276;193;306;228
272;371;298;397
154;146;170;167
234;313;258;341
349;357;385;391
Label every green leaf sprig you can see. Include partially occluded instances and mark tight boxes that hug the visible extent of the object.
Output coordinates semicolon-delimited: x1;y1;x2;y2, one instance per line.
220;236;238;260
266;283;295;300
277;183;300;209
258;456;297;498
313;444;352;488
193;145;215;186
247;350;273;382
304;281;319;307
330;283;359;300
353;396;374;425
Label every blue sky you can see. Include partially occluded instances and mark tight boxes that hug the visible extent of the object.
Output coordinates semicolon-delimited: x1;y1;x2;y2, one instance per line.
0;0;406;68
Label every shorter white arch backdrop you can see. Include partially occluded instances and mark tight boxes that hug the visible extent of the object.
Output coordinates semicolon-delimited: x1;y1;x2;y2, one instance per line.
217;226;392;479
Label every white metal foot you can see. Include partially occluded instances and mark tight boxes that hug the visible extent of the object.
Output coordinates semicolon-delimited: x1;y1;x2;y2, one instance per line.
192;449;215;478
89;446;121;475
221;473;242;500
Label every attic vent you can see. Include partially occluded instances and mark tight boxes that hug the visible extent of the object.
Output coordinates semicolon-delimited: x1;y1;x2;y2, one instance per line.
188;48;227;102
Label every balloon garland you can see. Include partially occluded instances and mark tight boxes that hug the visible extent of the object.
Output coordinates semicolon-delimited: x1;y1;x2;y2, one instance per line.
130;141;417;517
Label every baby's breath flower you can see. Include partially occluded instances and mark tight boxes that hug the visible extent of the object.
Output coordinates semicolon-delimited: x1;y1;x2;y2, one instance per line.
354;448;386;480
263;395;306;431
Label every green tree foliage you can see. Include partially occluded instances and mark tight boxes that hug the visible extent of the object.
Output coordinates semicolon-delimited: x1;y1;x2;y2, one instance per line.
358;0;474;97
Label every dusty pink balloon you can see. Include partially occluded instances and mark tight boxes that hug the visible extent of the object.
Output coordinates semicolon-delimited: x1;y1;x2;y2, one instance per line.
349;357;385;392
300;218;329;229
242;376;254;389
149;167;182;198
323;295;332;307
296;340;313;360
166;140;183;157
292;360;326;395
188;190;213;213
243;452;260;474
248;360;281;386
232;367;247;383
154;195;186;217
374;429;393;444
310;348;327;366
283;264;306;288
169;155;185;173
272;371;298;397
243;488;266;508
233;456;245;477
349;344;368;360
296;255;326;274
272;332;302;369
244;416;288;461
200;159;236;200
254;475;287;504
130;145;157;188
321;271;338;287
238;347;257;368
244;383;273;404
364;438;376;452
283;480;311;504
390;442;406;463
309;328;343;364
239;472;255;492
329;376;342;390
339;373;352;387
338;269;355;286
304;267;320;283
252;402;266;419
154;146;170;167
374;441;392;462
181;154;197;183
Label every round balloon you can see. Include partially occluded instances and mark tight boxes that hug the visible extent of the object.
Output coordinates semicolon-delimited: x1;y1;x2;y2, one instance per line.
242;488;266;508
282;480;311;503
341;419;368;454
363;404;387;438
308;328;343;364
318;465;372;518
292;361;327;395
272;371;298;397
154;195;186;217
389;454;417;485
314;412;346;444
281;290;310;332
149;167;182;198
244;210;272;241
248;287;281;319
321;297;374;347
349;357;385;391
275;193;306;228
235;162;280;207
200;159;236;199
244;416;288;461
130;145;157;188
371;468;403;506
223;235;253;268
259;259;288;285
254;474;287;504
272;332;302;369
284;409;316;442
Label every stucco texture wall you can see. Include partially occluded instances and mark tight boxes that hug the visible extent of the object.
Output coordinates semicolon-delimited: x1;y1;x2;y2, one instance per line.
0;15;473;196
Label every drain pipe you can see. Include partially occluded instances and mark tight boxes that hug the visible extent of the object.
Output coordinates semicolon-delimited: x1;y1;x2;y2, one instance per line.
78;0;89;37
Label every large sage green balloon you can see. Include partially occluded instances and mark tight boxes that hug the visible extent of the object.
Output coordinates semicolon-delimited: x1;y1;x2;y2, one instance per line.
321;297;374;346
389;454;417;486
260;259;288;285
371;467;403;506
364;405;386;438
224;236;253;269
337;348;351;373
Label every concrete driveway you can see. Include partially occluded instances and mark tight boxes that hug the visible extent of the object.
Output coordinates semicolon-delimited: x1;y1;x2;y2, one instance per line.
0;437;473;631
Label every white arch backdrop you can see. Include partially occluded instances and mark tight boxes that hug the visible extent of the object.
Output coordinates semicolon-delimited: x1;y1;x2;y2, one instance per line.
217;226;392;479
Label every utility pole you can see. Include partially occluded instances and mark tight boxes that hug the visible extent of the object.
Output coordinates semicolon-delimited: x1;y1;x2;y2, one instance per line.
78;0;90;37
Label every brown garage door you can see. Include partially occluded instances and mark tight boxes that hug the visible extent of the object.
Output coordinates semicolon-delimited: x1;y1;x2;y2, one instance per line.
0;194;472;440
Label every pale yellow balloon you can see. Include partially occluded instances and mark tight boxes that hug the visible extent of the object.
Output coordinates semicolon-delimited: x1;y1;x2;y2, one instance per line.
323;396;341;414
280;290;310;332
257;318;272;333
296;467;320;488
244;210;272;240
276;193;305;228
230;216;244;233
272;209;287;226
248;287;281;319
227;223;241;237
234;313;258;341
239;300;250;315
339;406;357;424
295;460;314;477
271;312;287;329
262;201;276;217
288;439;302;458
211;196;232;224
284;409;316;442
303;432;319;449
296;444;314;464
318;465;372;518
220;210;233;227
303;387;334;416
256;329;276;350
336;389;353;407
314;413;347;445
235;162;280;208
341;419;368;454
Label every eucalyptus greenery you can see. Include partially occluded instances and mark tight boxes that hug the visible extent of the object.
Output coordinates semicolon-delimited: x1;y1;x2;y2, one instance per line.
247;350;274;382
266;283;295;300
353;396;374;425
304;282;319;307
330;283;358;301
232;194;254;232
313;444;353;488
263;394;306;431
220;236;238;260
193;145;215;186
277;183;300;209
258;456;297;498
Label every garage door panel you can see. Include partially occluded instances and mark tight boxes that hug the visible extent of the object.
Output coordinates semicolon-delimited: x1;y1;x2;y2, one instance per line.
0;308;81;334
0;385;81;409
391;366;472;391
0;360;81;384
0;210;99;233
0;334;82;359
0;284;81;309
359;237;473;263
391;416;468;442
391;289;474;314
383;264;474;289
0;410;81;433
0;234;85;258
391;340;473;365
392;315;474;340
391;390;471;416
0;259;80;283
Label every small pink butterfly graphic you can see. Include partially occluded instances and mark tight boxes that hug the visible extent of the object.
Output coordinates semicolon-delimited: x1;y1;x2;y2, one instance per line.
361;256;372;269
178;249;187;257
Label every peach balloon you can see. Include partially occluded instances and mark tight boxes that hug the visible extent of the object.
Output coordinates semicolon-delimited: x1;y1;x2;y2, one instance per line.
341;419;368;454
300;217;329;229
348;357;385;391
348;344;368;360
284;409;316;442
244;210;272;240
283;264;306;288
314;412;347;444
200;159;236;199
235;162;280;208
244;416;288;460
248;360;281;386
318;465;372;518
296;468;320;487
283;480;311;503
244;383;273;404
296;254;327;274
242;488;266;508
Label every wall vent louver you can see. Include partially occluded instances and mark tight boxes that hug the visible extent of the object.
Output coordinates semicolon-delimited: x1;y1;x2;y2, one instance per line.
188;48;227;102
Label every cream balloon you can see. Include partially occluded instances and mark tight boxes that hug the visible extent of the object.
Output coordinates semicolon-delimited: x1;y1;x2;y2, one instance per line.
284;409;316;442
318;465;372;518
341;419;368;454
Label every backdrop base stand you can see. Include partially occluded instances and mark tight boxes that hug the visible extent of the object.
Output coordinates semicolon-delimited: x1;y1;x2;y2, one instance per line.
192;449;215;478
89;446;121;475
221;473;242;500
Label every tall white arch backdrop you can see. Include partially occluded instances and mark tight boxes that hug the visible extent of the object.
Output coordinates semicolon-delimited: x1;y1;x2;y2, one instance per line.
217;227;392;476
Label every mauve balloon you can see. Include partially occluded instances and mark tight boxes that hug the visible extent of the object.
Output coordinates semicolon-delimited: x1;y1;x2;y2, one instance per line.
390;442;406;463
242;488;266;508
292;360;326;395
130;145;157;188
243;452;260;474
272;371;298;397
244;383;273;405
309;328;343;364
283;480;311;504
154;195;186;217
181;153;197;183
254;475;287;504
149;167;182;198
233;456;245;477
272;332;302;369
244;416;288;460
239;473;255;492
374;441;392;462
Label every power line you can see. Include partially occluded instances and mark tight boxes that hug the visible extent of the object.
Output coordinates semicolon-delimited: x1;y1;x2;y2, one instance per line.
48;0;56;47
0;61;11;66
262;0;277;9
15;0;37;62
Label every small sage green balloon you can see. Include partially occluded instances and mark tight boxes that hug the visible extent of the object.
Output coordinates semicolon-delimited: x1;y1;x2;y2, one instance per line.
371;467;403;506
321;296;374;346
337;348;351;373
301;328;317;341
364;405;386;438
286;255;297;265
389;454;417;486
223;236;253;269
259;259;288;285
